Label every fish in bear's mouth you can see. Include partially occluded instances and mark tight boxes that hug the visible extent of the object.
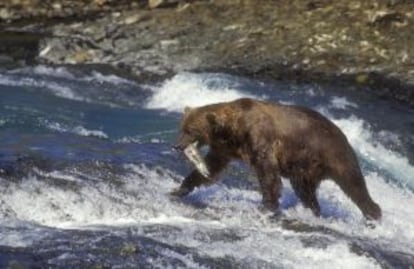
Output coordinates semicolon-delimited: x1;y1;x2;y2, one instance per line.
182;141;210;179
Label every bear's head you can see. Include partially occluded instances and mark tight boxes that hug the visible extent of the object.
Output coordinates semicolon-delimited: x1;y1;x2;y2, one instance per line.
174;104;231;150
174;102;242;155
174;106;211;151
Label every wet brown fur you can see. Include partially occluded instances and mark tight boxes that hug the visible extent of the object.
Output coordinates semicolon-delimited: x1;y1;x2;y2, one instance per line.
173;98;382;220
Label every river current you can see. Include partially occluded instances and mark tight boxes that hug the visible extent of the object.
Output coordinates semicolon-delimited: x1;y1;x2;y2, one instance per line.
0;66;413;268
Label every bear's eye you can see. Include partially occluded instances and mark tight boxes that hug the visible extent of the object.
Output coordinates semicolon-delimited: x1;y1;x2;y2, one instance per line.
184;128;193;135
185;128;198;136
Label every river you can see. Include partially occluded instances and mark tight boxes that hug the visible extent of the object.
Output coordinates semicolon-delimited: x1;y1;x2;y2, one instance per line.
0;65;413;268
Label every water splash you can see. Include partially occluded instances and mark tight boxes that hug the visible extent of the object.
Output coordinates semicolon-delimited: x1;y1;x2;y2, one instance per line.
145;72;260;112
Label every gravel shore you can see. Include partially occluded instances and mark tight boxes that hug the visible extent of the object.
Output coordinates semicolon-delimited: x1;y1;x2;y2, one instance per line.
1;0;413;104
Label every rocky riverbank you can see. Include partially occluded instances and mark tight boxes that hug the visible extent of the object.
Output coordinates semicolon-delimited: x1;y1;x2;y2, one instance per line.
1;0;413;104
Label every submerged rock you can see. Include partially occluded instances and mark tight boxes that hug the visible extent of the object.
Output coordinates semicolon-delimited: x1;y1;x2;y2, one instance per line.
120;243;139;256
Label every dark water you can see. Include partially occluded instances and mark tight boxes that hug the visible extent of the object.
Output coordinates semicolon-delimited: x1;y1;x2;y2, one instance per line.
0;66;413;268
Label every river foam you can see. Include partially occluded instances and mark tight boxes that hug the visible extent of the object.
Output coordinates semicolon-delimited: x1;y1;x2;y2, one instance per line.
333;117;414;190
42;120;108;139
145;72;261;112
1;161;412;267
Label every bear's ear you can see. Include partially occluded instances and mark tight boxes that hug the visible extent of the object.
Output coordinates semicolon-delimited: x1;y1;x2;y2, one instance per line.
184;106;192;114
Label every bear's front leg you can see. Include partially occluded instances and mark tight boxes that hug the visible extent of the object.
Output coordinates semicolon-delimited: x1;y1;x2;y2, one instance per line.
171;150;230;197
255;160;282;213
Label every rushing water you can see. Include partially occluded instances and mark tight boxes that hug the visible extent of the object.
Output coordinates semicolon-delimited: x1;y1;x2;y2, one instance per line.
0;65;413;268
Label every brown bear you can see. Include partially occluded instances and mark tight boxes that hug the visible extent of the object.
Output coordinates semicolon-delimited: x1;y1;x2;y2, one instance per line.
172;98;382;220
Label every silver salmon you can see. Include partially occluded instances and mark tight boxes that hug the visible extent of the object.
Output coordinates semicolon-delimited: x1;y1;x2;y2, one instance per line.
183;142;210;178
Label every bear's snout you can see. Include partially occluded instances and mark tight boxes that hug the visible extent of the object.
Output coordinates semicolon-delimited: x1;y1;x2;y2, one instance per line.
174;133;195;151
173;142;186;152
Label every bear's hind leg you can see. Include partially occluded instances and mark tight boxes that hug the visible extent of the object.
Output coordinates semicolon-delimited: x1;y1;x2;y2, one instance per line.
333;170;382;220
290;178;321;217
171;150;230;197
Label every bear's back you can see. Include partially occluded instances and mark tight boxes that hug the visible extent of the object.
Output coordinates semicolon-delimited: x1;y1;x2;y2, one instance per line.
235;99;354;163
